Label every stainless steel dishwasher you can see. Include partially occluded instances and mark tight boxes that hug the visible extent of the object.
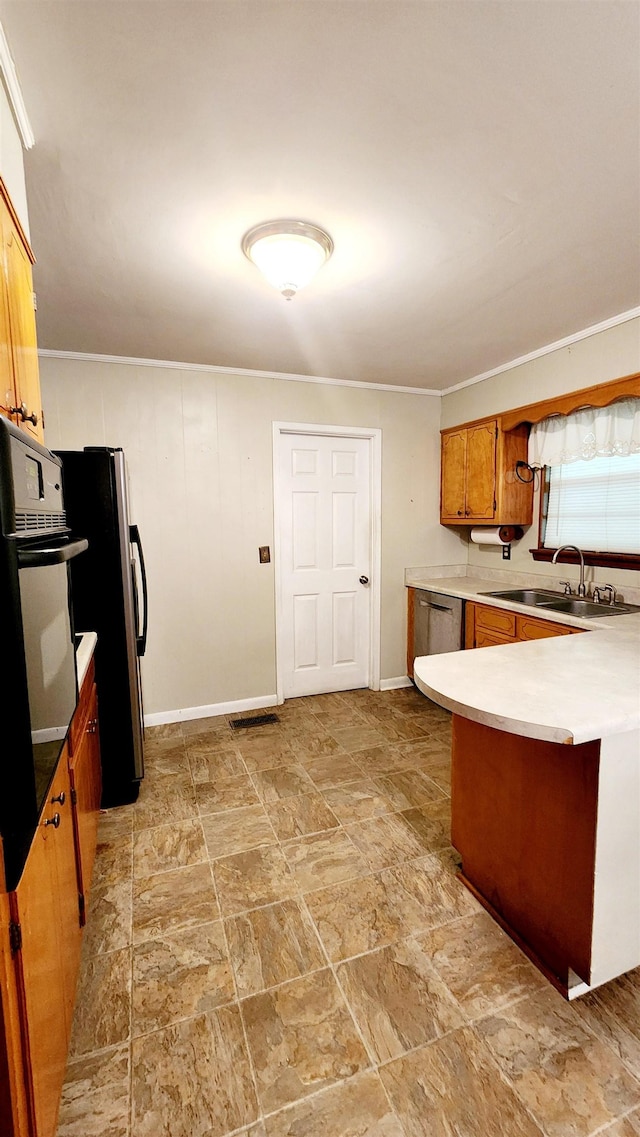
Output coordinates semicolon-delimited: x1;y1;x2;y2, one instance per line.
413;589;464;659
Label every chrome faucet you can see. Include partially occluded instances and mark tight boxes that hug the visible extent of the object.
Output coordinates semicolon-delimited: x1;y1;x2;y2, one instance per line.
552;545;586;596
593;583;616;605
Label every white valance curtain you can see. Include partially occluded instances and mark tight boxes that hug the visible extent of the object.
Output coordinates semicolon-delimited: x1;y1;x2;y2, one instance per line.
528;397;640;467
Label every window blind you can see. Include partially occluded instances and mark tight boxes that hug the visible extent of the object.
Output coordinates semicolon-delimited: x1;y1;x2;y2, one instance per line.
543;453;640;554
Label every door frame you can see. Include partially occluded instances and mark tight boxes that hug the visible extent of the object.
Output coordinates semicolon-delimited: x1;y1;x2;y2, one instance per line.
273;421;382;704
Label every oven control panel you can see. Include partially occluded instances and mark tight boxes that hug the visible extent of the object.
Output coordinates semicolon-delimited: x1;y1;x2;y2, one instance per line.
0;416;67;537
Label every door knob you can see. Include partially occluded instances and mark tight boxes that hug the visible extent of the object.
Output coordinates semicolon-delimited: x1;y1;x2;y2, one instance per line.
359;575;369;585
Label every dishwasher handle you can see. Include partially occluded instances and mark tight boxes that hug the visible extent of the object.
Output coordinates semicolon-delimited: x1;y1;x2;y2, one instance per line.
418;599;455;613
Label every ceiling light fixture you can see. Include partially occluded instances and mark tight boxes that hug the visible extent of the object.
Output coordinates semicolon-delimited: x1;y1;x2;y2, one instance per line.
242;220;333;300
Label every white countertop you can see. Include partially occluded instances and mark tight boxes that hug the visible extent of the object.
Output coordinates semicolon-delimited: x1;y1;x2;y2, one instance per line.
76;631;97;689
409;574;640;745
406;572;640;632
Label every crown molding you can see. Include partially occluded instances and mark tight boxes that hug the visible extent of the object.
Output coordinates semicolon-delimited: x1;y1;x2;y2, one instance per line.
39;306;640;400
441;307;640;396
0;23;34;150
37;348;441;397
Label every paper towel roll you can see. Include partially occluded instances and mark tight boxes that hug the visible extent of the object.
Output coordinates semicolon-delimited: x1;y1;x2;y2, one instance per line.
470;526;523;545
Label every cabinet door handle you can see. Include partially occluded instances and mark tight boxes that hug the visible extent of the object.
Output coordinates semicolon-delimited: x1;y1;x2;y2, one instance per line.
51;791;66;806
19;403;38;426
44;813;61;829
457;510;463;516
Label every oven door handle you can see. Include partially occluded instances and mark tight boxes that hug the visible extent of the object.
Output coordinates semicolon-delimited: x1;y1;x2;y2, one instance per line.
17;537;89;568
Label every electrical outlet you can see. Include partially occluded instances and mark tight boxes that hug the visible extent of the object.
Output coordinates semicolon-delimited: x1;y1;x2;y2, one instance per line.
259;546;271;564
502;544;511;560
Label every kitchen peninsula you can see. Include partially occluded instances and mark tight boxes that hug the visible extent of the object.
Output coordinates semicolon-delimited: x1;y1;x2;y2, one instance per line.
410;573;640;999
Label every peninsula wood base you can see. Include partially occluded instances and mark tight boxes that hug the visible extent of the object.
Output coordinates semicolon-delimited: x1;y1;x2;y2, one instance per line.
457;872;590;1000
451;714;640;997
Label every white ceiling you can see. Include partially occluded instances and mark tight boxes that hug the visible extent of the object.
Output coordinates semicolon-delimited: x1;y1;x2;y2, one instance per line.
1;1;639;391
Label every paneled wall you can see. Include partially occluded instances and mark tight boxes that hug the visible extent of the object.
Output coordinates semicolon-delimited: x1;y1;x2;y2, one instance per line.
41;356;463;717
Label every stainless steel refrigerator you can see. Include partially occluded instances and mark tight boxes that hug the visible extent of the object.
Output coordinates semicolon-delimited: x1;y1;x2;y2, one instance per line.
57;447;147;806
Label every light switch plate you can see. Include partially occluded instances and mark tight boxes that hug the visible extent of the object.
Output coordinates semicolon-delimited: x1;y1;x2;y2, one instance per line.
259;546;271;564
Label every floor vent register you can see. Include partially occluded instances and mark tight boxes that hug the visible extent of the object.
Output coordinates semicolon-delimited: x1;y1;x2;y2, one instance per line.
230;713;280;730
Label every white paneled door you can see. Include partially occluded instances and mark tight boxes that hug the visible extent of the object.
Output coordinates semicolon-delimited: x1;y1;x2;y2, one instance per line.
276;430;373;698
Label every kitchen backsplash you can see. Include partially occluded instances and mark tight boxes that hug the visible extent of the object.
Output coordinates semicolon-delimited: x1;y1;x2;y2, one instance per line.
406;563;640;606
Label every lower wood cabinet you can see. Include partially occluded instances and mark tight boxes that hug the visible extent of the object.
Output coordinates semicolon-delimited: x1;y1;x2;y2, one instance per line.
0;656;102;1137
465;600;581;648
10;758;81;1137
407;590;581;678
68;664;101;924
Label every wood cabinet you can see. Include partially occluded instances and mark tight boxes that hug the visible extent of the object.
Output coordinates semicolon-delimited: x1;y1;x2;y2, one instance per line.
465;601;581;649
407;590;580;679
0;893;29;1137
440;417;532;526
0;654;102;1137
0;180;43;446
9;757;81;1137
67;662;102;923
0;203;16;429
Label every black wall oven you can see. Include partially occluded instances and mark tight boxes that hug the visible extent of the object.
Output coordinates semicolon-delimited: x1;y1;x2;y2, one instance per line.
0;418;87;890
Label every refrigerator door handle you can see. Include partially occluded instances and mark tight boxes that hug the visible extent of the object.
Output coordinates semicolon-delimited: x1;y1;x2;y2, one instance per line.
129;524;148;657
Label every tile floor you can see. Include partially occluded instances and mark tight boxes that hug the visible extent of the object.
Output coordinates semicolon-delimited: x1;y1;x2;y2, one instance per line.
55;686;640;1137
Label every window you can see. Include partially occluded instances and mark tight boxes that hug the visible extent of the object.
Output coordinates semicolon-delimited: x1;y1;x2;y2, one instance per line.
529;396;640;568
542;453;640;555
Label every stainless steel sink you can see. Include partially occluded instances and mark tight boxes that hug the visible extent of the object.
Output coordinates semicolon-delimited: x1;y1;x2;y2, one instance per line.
536;598;637;618
479;588;639;618
478;588;561;604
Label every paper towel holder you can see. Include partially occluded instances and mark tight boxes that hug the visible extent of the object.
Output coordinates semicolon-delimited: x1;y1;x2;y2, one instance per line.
470;526;524;545
515;460;535;483
498;526;524;543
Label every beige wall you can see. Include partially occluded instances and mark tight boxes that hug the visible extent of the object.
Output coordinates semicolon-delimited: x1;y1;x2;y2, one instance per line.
41;356;463;717
441;317;640;595
441;317;640;428
0;79;29;234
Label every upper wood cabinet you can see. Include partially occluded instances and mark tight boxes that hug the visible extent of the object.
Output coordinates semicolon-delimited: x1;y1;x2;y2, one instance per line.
0;181;44;446
440;418;533;526
0;210;16;429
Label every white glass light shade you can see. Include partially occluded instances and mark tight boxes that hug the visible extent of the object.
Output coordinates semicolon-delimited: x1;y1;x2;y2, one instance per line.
242;221;333;299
